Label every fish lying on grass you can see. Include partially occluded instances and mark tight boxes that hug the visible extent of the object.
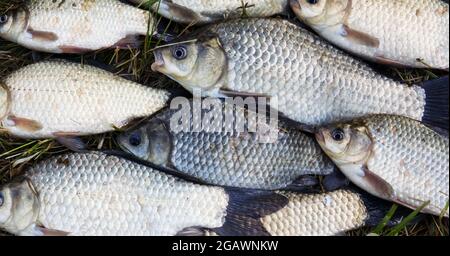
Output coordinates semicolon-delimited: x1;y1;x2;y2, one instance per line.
316;114;449;217
152;18;449;130
131;0;289;24
0;60;169;149
0;152;407;236
290;0;449;69
117;98;335;190
0;0;155;53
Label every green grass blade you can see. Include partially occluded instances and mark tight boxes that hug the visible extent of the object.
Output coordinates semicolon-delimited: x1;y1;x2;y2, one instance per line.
386;201;430;236
371;204;398;235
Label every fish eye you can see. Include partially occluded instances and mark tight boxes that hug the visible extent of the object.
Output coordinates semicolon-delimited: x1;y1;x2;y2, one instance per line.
172;45;188;60
129;132;142;147
0;14;8;24
307;0;319;4
0;192;3;207
331;128;345;141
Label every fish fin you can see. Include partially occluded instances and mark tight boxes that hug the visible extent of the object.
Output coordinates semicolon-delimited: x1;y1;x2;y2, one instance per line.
112;34;142;49
362;165;395;200
213;188;288;236
27;28;58;42
176;227;207;236
154;0;204;24
421;76;449;131
7;116;43;132
356;189;416;227
219;89;270;98
322;168;351;191
36;226;70;236
341;25;380;48
54;133;87;152
374;55;408;67
58;45;93;54
285;175;320;192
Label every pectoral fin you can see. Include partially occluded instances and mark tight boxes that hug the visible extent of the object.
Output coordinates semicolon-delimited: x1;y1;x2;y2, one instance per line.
7;116;43;132
58;45;93;54
113;34;142;49
36;226;70;236
54;132;87;152
219;89;270;98
154;0;204;24
362;165;395;200
374;55;408;67
27;28;58;42
341;25;380;48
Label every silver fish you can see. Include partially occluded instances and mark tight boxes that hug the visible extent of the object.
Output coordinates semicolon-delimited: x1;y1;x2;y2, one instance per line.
316;115;449;217
117;98;334;190
0;0;155;53
131;0;288;24
0;152;289;236
152;18;449;129
290;0;449;69
0;60;169;140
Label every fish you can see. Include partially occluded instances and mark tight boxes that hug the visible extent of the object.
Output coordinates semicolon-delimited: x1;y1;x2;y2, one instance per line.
151;18;449;130
0;60;169;148
290;0;449;69
0;152;289;236
117;98;335;190
130;0;289;24
0;0;155;53
315;114;449;217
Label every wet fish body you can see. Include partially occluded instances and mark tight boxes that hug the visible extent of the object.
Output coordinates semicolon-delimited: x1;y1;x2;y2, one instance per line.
0;0;154;53
118;98;334;190
0;152;400;236
131;0;288;24
290;0;449;69
0;60;169;139
316;115;449;217
152;18;448;129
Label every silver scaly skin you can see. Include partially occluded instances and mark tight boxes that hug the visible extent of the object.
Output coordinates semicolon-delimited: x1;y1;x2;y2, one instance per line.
0;60;169;139
0;0;154;53
316;115;449;217
117;99;334;190
152;19;448;128
130;0;288;24
291;0;449;69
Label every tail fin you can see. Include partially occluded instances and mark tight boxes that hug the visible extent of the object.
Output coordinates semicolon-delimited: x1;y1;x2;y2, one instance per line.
213;188;289;236
422;76;449;130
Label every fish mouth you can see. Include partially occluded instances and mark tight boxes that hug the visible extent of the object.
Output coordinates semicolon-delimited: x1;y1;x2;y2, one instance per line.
151;51;165;72
290;0;301;12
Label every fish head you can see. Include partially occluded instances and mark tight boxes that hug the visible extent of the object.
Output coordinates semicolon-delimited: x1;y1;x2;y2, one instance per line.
152;35;227;93
117;119;172;166
291;0;349;27
315;122;372;166
0;8;28;43
0;178;40;234
0;82;10;121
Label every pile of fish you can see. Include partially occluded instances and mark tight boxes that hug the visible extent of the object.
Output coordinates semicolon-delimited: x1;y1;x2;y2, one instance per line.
0;0;448;236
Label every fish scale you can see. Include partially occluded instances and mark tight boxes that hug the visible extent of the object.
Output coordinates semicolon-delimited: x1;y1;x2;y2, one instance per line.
21;152;229;236
292;0;448;69
364;116;449;216
208;19;425;125
0;60;169;138
118;100;334;190
0;0;153;53
131;0;288;24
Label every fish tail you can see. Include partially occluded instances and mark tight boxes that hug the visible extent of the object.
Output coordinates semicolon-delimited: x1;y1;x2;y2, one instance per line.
422;76;449;130
213;188;289;236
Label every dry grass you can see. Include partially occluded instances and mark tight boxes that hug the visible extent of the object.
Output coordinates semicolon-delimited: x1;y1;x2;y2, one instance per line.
0;0;448;236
